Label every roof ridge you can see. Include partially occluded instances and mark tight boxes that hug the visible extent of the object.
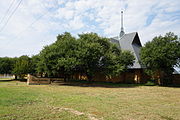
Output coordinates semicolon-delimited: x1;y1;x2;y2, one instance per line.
125;32;137;35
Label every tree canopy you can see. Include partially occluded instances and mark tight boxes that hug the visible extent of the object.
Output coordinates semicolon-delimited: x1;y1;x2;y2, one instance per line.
77;33;134;80
12;55;34;76
140;32;180;84
0;32;135;81
0;57;15;74
36;32;80;79
37;32;135;81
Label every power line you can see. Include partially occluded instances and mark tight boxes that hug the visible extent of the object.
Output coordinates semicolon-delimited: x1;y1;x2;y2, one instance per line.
0;0;16;26
0;0;23;33
14;13;46;39
17;1;55;36
5;8;52;47
4;1;55;48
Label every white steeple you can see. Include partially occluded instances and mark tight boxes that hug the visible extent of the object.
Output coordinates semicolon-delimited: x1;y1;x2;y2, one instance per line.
119;11;125;38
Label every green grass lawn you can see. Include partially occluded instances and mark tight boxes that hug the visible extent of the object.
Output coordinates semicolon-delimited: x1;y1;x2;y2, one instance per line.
0;81;179;120
0;78;13;80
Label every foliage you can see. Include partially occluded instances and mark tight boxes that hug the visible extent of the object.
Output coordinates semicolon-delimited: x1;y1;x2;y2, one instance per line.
0;57;15;74
12;55;34;76
31;54;41;74
78;33;134;80
0;32;135;80
37;32;135;81
140;32;180;84
0;56;34;79
77;33;110;80
37;32;80;78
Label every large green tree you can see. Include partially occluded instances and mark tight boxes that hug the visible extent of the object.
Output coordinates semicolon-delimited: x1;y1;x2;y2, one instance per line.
31;55;41;75
0;57;15;74
37;32;135;81
140;32;180;85
13;55;34;79
77;33;134;81
37;32;80;80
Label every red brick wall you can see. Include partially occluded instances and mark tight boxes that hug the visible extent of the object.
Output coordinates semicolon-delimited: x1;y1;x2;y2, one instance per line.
172;74;180;85
72;69;146;84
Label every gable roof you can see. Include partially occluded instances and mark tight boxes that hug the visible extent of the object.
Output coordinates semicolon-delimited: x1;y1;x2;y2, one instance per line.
110;32;143;69
173;69;180;74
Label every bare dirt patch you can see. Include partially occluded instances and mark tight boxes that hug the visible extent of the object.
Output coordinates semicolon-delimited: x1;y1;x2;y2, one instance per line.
50;106;103;120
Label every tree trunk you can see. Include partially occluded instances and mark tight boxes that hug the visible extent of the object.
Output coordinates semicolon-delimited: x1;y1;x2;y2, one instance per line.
156;70;164;85
64;74;68;82
14;75;17;80
87;74;93;83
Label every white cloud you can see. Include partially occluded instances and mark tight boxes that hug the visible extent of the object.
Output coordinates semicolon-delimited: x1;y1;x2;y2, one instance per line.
0;0;180;57
0;35;6;40
56;7;75;20
67;16;85;30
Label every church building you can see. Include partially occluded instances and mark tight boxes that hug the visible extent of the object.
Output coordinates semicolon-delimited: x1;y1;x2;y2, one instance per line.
73;11;148;84
107;11;147;83
110;11;143;69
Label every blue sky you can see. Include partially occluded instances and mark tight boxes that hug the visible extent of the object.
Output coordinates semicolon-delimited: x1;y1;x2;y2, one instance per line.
0;0;180;57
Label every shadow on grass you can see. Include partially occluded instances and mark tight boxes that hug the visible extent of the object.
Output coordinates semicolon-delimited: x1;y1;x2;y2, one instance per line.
55;80;144;88
0;79;27;82
54;80;180;88
159;84;180;88
0;79;14;82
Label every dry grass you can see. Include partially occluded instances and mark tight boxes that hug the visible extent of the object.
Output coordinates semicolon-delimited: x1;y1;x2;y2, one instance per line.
0;80;180;120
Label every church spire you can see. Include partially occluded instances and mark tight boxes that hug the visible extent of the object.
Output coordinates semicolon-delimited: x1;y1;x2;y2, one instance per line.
119;11;125;38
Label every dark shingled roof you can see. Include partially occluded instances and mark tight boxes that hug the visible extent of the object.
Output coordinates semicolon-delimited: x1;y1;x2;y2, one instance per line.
110;32;143;69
